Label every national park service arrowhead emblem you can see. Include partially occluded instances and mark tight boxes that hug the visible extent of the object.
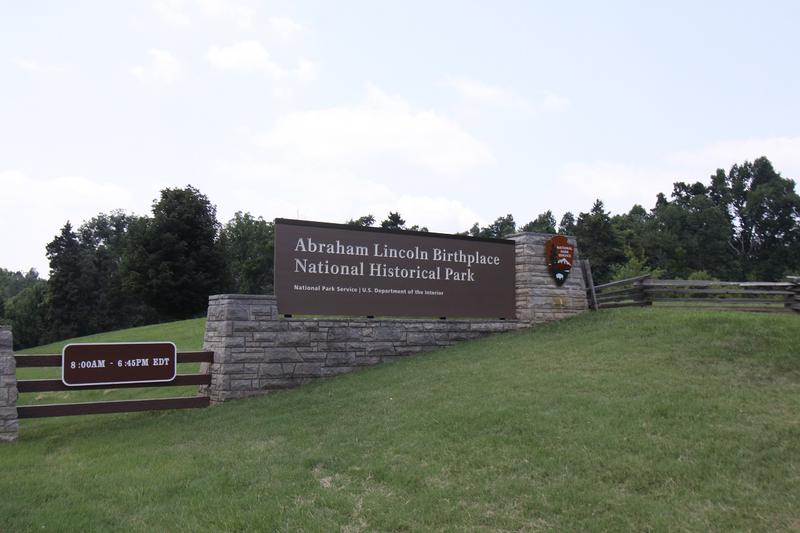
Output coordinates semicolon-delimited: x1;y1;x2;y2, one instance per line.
545;235;574;287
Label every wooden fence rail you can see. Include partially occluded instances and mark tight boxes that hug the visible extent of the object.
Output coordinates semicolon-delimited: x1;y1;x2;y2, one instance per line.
14;351;213;419
588;275;799;314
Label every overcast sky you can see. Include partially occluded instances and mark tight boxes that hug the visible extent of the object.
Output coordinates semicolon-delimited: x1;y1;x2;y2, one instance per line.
2;1;799;276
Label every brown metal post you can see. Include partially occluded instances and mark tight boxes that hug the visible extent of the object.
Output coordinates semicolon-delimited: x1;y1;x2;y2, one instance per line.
0;326;18;442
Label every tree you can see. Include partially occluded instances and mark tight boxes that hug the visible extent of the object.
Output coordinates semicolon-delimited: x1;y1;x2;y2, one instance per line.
574;200;625;284
122;186;226;319
45;222;97;340
381;212;406;230
4;284;49;349
346;214;375;227
466;214;516;239
723;157;800;279
219;212;275;294
78;211;155;331
521;211;556;233
558;212;576;235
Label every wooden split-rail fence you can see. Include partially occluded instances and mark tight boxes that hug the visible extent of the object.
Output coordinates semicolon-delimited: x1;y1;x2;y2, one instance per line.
586;272;800;314
14;351;212;418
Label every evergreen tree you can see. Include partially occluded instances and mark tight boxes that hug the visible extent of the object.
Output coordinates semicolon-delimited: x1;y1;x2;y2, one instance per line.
122;186;226;319
574;200;625;284
521;211;556;233
558;212;576;235
380;212;406;230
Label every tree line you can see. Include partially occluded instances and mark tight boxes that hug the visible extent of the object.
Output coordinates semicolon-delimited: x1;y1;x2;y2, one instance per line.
1;157;798;349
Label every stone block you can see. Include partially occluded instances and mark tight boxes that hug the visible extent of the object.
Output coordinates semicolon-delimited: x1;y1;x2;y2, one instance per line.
354;356;381;366
276;331;311;347
228;352;264;364
293;363;323;377
325;353;355;366
366;343;396;356
327;327;362;342
230;379;254;391
223;305;250;321
321;367;353;377
265;347;303;363
407;332;436;345
258;363;285;378
373;327;405;342
253;332;277;342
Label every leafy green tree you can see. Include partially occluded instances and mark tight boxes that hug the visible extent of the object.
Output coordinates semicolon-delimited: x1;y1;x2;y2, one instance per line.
219;212;275;294
0;268;41;301
4;284;49;349
467;214;516;239
122;186;226;319
723;158;800;279
640;186;736;279
521;211;556;233
346;214;376;227
574;200;625;284
78;211;155;331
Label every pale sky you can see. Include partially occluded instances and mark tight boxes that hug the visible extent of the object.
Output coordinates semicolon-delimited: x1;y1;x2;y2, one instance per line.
2;1;799;276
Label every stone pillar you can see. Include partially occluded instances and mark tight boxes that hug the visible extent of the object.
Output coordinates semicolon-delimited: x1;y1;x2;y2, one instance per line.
508;232;588;324
203;294;281;403
0;326;18;443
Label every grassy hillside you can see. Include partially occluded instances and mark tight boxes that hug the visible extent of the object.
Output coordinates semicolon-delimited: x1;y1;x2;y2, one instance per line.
3;309;800;531
19;317;206;354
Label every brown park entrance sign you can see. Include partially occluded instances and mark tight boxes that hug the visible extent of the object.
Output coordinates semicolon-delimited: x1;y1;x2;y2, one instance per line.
274;219;516;318
545;235;575;287
61;342;177;387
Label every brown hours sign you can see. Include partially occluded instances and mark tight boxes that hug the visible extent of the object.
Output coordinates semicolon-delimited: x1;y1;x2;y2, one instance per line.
61;342;177;387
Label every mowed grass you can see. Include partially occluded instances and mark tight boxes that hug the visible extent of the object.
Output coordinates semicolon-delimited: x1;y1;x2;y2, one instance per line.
2;309;800;531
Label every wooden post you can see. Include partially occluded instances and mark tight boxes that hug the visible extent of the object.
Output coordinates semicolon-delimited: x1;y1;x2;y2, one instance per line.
635;276;653;307
581;259;598;310
788;277;800;313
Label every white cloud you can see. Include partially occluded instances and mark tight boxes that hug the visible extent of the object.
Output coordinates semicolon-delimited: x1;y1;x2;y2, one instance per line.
441;78;569;114
153;0;254;29
256;83;494;176
0;171;142;275
268;16;306;41
207;41;316;82
130;49;180;84
210;159;482;234
153;0;190;25
196;0;255;30
557;136;800;214
540;93;569;113
208;40;285;78
12;57;67;75
294;59;317;83
442;78;531;112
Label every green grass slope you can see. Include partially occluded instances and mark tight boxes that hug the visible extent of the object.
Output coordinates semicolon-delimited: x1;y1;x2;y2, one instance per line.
2;309;799;531
19;317;206;354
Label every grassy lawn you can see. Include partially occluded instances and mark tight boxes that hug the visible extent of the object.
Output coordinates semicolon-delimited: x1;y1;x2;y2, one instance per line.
2;309;799;531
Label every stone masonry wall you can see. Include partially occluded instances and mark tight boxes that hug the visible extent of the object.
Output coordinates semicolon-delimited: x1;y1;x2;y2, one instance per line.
0;326;18;443
202;232;588;402
202;295;525;402
508;232;588;324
